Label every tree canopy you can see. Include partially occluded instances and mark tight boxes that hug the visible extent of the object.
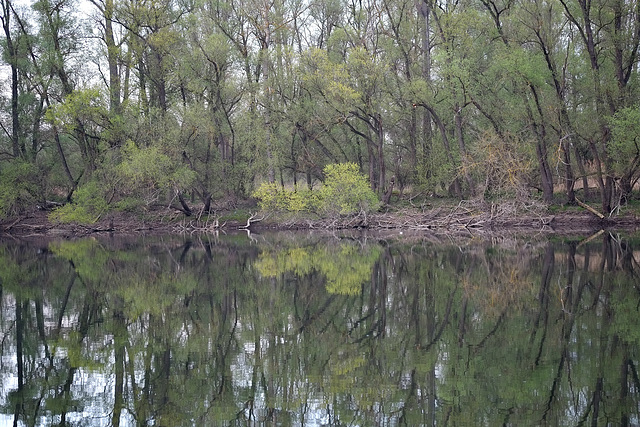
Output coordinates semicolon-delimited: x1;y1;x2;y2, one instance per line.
1;0;640;219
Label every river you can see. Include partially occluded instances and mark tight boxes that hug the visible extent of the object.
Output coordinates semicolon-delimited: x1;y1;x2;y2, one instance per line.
0;230;639;425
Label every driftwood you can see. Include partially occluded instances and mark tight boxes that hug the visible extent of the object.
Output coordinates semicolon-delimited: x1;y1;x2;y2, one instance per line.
173;213;226;234
269;199;556;234
575;197;605;219
362;200;552;232
240;212;268;229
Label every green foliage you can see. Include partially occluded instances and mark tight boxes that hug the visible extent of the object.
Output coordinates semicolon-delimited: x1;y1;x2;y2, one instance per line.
497;48;549;88
608;107;640;172
255;241;382;295
120;272;199;320
253;182;320;213
116;140;196;205
113;196;143;212
45;88;108;132
49;180;109;224
318;244;382;295
288;188;320;212
253;163;378;217
118;141;173;188
7;0;640;218
3;233;640;425
0;160;39;218
319;163;380;215
49;238;115;283
0;247;40;296
300;48;360;113
415;148;457;196
253;182;285;211
464;132;536;201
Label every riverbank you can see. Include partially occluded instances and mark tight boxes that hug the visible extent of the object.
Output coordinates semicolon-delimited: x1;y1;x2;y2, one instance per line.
2;199;640;239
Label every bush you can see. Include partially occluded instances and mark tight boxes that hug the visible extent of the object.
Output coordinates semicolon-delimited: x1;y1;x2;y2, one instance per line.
253;182;288;212
49;180;109;224
319;163;380;215
464;132;535;201
252;163;380;217
117;140;195;206
253;182;320;213
0;160;38;218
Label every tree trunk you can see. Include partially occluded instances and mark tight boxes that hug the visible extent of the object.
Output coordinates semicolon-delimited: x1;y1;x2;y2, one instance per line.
105;0;121;116
51;118;77;199
367;141;377;192
376;114;386;197
177;191;192;216
573;145;590;200
203;193;212;213
536;140;554;203
383;176;395;205
526;86;554;203
259;5;276;184
561;136;576;204
419;0;433;181
1;0;21;158
416;102;462;197
455;104;474;196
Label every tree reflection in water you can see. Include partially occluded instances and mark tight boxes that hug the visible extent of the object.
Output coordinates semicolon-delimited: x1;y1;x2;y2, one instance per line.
0;231;640;425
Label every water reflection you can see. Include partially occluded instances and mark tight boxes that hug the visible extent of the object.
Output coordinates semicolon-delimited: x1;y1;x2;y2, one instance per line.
1;232;640;425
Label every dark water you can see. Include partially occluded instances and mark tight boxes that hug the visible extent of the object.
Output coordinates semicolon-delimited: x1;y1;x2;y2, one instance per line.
1;230;640;426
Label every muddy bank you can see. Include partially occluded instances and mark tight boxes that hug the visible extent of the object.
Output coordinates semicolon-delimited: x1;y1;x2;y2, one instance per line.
2;204;639;239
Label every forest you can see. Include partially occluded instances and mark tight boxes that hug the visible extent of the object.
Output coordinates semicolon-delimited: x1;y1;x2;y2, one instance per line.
0;0;639;223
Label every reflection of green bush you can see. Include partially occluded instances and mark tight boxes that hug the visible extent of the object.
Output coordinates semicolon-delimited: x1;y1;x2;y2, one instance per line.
0;247;39;296
50;239;113;282
253;163;379;216
255;241;382;295
120;272;199;320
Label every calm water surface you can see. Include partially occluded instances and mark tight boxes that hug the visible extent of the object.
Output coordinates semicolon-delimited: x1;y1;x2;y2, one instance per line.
1;230;640;426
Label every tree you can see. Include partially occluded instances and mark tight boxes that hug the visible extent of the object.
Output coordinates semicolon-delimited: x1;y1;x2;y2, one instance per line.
0;0;22;158
558;0;640;213
608;107;640;204
3;0;640;219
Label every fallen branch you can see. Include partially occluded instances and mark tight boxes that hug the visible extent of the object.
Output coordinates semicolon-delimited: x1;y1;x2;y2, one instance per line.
575;197;605;219
3;217;23;231
240;212;268;229
172;215;226;234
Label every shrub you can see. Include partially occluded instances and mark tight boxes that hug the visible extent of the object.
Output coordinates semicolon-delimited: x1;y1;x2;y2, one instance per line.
253;183;320;213
49;180;109;224
464;132;535;201
318;163;380;215
290;188;321;212
0;160;38;218
253;182;287;212
117;141;195;206
253;163;380;217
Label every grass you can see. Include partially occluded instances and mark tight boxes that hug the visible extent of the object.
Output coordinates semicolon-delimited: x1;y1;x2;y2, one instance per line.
219;209;254;223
